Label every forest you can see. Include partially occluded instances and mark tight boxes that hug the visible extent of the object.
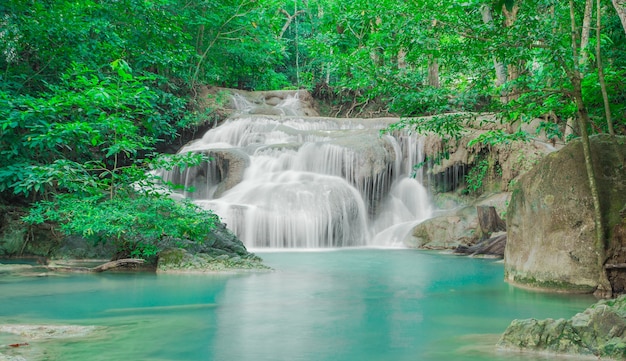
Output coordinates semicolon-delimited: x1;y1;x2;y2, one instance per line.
1;0;625;259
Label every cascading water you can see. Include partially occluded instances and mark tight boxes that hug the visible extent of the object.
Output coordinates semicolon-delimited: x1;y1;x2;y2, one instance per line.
161;94;432;248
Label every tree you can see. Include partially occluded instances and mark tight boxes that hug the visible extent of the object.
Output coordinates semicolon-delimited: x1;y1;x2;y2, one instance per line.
1;60;214;259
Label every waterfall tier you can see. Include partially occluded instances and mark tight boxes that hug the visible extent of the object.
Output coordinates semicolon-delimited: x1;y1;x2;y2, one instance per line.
162;113;431;248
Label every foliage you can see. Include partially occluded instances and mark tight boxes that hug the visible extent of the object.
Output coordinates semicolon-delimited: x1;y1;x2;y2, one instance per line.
384;113;470;141
24;194;219;260
467;129;531;147
1;57;214;259
464;156;502;195
0;61;184;196
465;159;491;195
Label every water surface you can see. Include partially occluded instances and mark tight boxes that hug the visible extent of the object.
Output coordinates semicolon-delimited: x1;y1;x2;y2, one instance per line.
0;249;595;361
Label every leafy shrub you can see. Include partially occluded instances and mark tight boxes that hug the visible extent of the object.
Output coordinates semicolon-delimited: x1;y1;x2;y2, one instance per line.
24;194;219;260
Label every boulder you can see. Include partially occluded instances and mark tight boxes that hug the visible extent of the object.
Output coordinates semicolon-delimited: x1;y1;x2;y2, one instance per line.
407;205;479;249
505;135;626;293
406;192;509;250
498;295;626;359
159;148;250;200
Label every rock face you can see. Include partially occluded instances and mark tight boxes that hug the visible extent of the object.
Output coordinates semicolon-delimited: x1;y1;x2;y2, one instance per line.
498;295;626;359
505;135;626;293
161;148;250;199
422;114;555;194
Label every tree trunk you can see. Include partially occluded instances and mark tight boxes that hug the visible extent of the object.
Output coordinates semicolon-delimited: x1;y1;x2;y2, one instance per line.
427;55;440;88
569;0;612;298
612;0;626;35
597;0;615;136
278;8;306;40
580;0;593;65
477;206;506;239
480;5;507;88
503;3;521;102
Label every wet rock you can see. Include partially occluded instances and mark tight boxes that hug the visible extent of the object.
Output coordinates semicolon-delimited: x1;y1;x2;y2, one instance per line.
422;114;554;194
498;295;626;359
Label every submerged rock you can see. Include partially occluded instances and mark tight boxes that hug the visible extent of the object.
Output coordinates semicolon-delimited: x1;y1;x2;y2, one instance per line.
0;324;100;340
0;324;102;361
498;295;626;359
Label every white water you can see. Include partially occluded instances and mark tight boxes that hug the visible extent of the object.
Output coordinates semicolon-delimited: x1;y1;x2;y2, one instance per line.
162;96;432;248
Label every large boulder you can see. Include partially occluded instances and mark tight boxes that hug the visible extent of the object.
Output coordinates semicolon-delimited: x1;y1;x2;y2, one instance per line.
498;295;626;359
505;135;626;293
406;192;509;250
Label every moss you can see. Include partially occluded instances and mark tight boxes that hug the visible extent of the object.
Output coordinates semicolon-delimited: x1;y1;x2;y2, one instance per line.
508;272;596;293
158;249;186;265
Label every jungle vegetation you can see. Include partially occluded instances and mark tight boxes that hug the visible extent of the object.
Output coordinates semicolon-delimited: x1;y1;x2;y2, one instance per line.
1;0;625;259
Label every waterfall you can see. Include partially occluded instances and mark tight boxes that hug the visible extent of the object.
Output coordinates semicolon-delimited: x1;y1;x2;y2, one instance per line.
161;94;432;248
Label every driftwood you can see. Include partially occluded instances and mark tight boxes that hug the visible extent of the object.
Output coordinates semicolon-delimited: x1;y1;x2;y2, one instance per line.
92;259;145;272
455;233;507;257
47;259;145;273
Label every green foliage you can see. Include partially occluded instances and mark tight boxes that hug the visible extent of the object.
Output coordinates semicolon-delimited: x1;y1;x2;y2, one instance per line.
0;61;185;196
24;194;219;260
384;113;470;141
467;129;531;147
390;87;452;116
464;156;502;196
1;0;626;257
465;159;490;195
0;57;216;259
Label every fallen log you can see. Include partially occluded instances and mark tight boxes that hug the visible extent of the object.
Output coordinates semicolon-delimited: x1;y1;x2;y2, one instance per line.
455;233;507;257
92;259;145;272
47;259;145;273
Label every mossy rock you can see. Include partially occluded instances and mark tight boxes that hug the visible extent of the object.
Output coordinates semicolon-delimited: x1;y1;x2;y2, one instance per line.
157;248;270;273
499;295;626;359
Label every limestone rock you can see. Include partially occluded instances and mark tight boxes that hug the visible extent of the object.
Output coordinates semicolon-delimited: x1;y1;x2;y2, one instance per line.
407;192;510;250
407;205;479;249
505;135;626;293
498;295;626;359
422;114;554;193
